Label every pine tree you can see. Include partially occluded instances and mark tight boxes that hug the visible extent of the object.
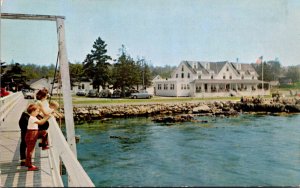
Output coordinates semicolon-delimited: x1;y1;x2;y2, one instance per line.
83;37;112;90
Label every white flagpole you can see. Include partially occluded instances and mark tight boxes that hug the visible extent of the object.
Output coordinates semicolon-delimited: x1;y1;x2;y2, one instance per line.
261;57;264;95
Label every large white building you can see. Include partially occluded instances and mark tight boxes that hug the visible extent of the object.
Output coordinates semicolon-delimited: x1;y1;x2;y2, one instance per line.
153;61;270;97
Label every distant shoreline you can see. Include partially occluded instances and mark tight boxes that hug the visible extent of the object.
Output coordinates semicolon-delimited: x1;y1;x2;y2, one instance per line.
70;97;300;122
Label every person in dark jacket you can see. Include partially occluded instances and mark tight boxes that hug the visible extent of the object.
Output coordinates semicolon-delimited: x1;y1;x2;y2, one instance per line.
19;111;30;166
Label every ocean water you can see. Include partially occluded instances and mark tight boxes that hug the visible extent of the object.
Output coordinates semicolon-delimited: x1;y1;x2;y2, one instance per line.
73;114;300;186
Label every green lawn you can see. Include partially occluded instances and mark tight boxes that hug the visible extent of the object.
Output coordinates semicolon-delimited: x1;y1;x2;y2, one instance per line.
50;95;242;105
272;82;300;91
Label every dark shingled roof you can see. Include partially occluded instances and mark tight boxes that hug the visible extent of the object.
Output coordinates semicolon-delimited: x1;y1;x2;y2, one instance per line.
184;60;257;76
209;61;227;74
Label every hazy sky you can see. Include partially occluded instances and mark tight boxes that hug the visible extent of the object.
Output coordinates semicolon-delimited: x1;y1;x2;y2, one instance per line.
1;0;300;67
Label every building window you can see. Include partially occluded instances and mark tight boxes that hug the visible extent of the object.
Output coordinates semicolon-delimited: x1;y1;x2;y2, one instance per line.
211;75;214;79
164;84;168;90
181;84;184;90
184;84;187;90
187;84;190;90
176;74;178;78
181;73;184;78
188;73;190;78
230;75;232;79
226;67;229;71
158;84;162;90
252;76;254;80
170;84;175;90
82;84;85;89
242;75;244;79
182;66;184;71
198;75;201;79
223;75;226;79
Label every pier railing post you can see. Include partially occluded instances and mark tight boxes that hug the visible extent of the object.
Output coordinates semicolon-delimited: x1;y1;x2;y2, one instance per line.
56;17;77;186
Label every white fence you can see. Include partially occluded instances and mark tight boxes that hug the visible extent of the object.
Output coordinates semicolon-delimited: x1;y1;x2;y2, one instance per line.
0;92;23;123
0;91;94;186
47;115;95;187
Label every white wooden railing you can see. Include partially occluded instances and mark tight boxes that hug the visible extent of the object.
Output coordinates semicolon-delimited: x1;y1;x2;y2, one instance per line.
0;92;23;123
47;117;95;187
0;91;94;186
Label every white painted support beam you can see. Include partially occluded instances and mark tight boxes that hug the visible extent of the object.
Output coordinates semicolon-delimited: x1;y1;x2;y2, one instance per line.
56;18;77;155
1;13;64;21
56;18;78;187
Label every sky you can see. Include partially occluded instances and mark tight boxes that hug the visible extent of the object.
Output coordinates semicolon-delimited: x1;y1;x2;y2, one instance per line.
1;0;300;67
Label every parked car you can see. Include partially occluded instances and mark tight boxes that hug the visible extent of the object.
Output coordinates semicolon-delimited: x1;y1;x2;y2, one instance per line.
22;89;35;99
76;89;86;96
130;90;153;99
87;89;99;97
125;89;139;97
99;89;111;98
111;89;122;98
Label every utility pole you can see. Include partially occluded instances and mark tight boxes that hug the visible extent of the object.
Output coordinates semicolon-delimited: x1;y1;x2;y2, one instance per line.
262;57;264;95
142;58;145;89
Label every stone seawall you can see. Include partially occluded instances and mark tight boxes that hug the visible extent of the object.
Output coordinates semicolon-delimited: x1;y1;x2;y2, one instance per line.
70;97;300;122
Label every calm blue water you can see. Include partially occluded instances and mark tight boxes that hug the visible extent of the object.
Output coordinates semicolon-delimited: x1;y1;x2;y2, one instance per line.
74;114;300;186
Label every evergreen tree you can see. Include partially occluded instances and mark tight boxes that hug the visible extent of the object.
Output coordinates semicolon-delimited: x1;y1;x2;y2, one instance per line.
111;45;139;96
83;37;111;90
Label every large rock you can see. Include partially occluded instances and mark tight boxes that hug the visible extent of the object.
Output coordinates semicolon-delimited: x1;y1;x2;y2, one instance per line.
285;104;300;112
192;105;211;113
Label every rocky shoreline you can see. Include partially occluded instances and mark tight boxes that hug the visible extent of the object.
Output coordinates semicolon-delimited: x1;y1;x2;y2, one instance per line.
70;97;300;123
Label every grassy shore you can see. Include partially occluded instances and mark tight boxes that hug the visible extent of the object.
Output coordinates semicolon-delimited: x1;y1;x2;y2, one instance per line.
50;95;265;106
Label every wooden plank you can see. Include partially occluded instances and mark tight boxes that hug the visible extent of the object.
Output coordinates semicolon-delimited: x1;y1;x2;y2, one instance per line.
1;13;64;21
0;98;56;187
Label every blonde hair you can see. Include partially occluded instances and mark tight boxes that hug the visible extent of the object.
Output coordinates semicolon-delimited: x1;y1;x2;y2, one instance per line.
49;100;59;109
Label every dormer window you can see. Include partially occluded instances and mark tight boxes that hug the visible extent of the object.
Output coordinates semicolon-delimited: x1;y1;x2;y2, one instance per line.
226;67;229;71
223;75;226;79
230;75;232;79
176;74;178;78
182;66;184;71
211;75;214;79
188;73;190;78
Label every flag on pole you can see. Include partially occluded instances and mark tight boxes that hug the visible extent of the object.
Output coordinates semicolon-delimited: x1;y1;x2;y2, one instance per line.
256;56;263;64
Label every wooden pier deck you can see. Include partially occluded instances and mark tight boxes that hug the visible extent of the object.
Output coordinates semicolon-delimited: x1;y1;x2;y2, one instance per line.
0;98;56;187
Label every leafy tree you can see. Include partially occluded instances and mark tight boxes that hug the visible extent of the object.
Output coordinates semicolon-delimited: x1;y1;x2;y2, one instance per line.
150;64;176;78
253;59;284;81
22;64;40;79
1;63;27;91
83;37;112;90
285;66;300;83
21;63;55;80
254;61;276;81
69;62;85;84
111;45;140;96
268;60;281;80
